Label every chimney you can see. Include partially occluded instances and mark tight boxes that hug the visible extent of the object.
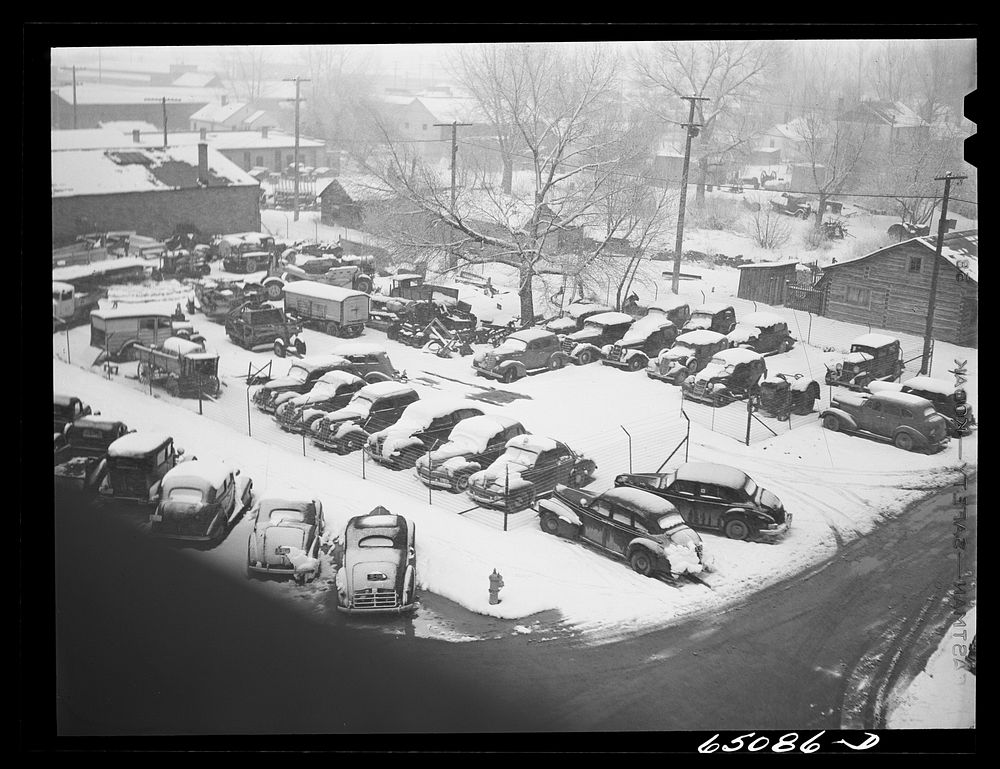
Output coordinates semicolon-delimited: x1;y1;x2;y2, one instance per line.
132;129;141;143
198;142;209;184
261;126;269;139
220;94;228;106
199;127;207;140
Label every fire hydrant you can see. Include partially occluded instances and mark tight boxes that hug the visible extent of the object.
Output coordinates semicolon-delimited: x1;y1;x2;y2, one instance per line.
488;569;504;605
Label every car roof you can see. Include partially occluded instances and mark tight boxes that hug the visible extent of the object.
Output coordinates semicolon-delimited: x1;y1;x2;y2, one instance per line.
349;512;404;531
712;347;764;364
676;463;750;488
357;381;415;399
294;354;349;371
54;394;79;407
259;498;317;518
902;376;959;395
505;434;561;453
693;302;734;314
872;390;935;409
584;311;634;326
162;460;232;491
315;370;365;388
510;328;554;343
852;333;899;348
67;416;125;432
674;329;727;345
741;311;786;327
107;432;172;458
598;487;678;519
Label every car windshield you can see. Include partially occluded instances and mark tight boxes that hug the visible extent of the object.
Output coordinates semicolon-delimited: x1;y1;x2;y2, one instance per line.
656;513;687;532
664;345;694;359
287;365;309;382
168;487;205;503
688;313;713;329
348;393;376;415
500;338;528;352
358;535;395;548
581;321;607;333
743;477;758;497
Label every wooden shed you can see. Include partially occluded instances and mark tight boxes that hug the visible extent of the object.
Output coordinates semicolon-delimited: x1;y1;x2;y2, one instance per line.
814;230;978;347
736;261;798;306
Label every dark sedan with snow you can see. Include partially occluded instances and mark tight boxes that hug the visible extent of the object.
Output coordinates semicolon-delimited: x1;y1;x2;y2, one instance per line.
273;370;366;433
614;462;790;542
149;460;253;543
247;497;325;582
536;486;705;578
365;400;484;469
336;508;417;615
415;415;528;492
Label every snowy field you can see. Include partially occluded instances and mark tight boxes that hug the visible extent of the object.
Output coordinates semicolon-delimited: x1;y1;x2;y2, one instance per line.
52;244;977;646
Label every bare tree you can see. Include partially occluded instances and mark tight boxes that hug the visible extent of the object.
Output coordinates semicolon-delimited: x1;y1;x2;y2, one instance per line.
866;40;913;104
298;45;378;156
217;46;270;102
743;205;792;249
362;43;660;324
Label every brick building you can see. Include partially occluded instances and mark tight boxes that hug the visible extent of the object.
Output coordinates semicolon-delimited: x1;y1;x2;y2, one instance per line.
51;144;261;245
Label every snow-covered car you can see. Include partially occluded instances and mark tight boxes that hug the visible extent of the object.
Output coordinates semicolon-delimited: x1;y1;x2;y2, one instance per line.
311;382;420;454
641;297;691;329
246;496;325;582
472;329;570;383
614;462;790;542
54;394;94;434
54;417;131;502
252;355;358;414
758;373;821;419
820;390;950;453
544;302;614;335
149;460;254;543
824;333;904;390
273;370;367;433
365;400;484;469
682;303;737;335
601;314;678;372
467;434;597;512
646;330;730;385
415;415;528;492
559;311;635;365
536;486;705;578
103;432;188;506
868;376;976;437
726;311;795;355
682;348;767;406
336;508;417;615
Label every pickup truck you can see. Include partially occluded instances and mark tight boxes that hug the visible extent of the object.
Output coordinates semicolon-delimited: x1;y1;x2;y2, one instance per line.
54;416;131;502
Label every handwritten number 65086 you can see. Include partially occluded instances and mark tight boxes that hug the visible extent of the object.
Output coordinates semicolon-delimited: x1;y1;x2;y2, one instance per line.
698;731;877;754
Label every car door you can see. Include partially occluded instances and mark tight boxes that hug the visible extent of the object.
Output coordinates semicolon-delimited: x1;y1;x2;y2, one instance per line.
692;483;728;530
580;499;612;549
217;473;236;520
880;402;903;438
861;399;885;434
604;505;636;556
663;478;699;525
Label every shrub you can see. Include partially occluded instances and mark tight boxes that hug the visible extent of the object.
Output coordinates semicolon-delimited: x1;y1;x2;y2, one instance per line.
742;207;792;249
690;197;742;231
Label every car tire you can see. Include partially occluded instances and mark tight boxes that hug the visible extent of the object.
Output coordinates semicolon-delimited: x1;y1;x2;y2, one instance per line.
577;349;596;365
452;472;472;493
822;414;841;432
629;549;655;577
547;356;565;371
274;340;286;358
627;356;646;372
724;517;753;541
672;371;687;386
540;513;561;536
245;258;258;273
894;432;916;452
501;367;518;384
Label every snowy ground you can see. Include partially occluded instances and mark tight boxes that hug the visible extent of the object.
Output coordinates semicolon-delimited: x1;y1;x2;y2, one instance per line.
53;245;977;650
887;606;976;729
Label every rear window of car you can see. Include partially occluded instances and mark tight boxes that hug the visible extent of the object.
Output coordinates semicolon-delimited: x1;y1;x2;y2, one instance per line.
168;487;205;503
269;509;307;524
358;535;395;548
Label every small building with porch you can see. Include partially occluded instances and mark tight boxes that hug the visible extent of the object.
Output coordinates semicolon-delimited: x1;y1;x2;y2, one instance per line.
736;261;798;306
814;230;978;347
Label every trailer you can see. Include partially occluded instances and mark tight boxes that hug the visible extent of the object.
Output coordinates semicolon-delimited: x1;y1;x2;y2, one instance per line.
282;280;370;338
134;337;221;398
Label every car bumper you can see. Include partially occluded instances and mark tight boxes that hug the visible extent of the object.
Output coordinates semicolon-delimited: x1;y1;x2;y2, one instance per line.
601;358;634;369
416;466;454;489
247;561;314;577
755;521;791;542
336;603;415;615
472;366;505;380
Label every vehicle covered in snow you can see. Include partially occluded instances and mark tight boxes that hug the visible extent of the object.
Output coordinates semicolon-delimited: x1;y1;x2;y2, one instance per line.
614;462;790;542
149;460;253;543
54;416;131;501
820;389;950;453
103;432;187;506
560;311;635;365
824;333;904;390
757;373;821;419
645;330;730;385
53;281;102;327
415;415;528;492
225;303;305;358
336;508;417;615
54;394;95;434
601;314;679;372
311;382;420;454
134;336;221;398
682;303;738;335
544;302;614;335
246;496;325;582
252;355;365;414
770;192;813;219
282;281;370;339
279;252;375;295
467;434;597;512
365;400;484;469
536;486;705;578
682;348;767;406
472;328;570;382
640;296;691;329
726;311;795;355
868;376;976;437
273;370;367;433
90;309;203;361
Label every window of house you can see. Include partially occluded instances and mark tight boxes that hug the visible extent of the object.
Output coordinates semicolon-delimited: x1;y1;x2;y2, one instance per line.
845;285;870;307
256;155;264;167
909;256;922;273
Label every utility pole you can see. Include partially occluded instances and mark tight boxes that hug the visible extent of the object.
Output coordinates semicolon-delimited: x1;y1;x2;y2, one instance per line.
671;95;709;294
144;96;181;148
58;66;79;128
283;76;311;222
920;172;967;375
434;120;472;268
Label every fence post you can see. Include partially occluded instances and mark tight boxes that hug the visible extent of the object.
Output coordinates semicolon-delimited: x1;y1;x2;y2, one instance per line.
65;326;71;365
807;312;813;345
620;425;632;473
198;384;203;415
246;386;252;438
745;395;753;446
361;442;366;479
504;466;509;532
302;432;306;457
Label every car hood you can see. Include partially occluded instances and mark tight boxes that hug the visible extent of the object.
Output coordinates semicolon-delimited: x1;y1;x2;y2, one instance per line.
316;405;367;425
259;376;305;392
831;391;869;409
566;328;601;343
757;488;783;513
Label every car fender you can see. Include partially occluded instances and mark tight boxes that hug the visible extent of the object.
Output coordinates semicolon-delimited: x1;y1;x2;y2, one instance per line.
570;342;601;360
441;457;482;477
819;407;858;431
536;498;581;526
626;537;669;565
893;425;929;446
387;436;424;457
497;360;528;377
621;348;649;365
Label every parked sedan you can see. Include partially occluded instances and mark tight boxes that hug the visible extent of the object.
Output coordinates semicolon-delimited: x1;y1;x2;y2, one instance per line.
247;496;325;582
149;460;254;543
536;485;705;578
415;415;528;492
273;371;366;433
614;462;790;542
365;400;484;469
336;508;417;615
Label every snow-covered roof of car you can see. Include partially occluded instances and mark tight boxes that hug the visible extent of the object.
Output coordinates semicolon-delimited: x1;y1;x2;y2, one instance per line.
91;307;172;320
52;280;75;292
328;343;387;357
567;302;613;318
314;370;365;388
599;487;678;518
584;311;634;326
645;296;689;313
871;390;935;409
162;460;232;492
107;431;172;458
54;393;79;407
619;315;674;343
505;434;560;453
726;325;759;344
448;415;524;452
692;302;734;314
393;399;474;427
741;311;787;327
852;333;899;349
281;280;368;302
676;462;750;489
712;347;764;365
509;328;554;343
67;415;124;432
349;512;403;530
295;354;349;372
258;497;318;520
902;376;960;395
674;329;727;346
357;381;415;399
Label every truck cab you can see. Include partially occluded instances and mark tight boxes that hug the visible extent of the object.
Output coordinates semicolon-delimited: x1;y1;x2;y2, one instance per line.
104;432;186;506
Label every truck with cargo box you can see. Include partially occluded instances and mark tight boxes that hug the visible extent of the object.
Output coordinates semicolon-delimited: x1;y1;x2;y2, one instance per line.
282;281;370;338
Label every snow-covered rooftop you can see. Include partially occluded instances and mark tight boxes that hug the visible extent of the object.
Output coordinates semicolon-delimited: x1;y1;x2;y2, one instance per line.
737;261;799;270
918;230;978;283
51;128;324;152
172;72;219;88
852;333;900;349
107;431;172;458
51;146;259;198
584;311;634;327
282;281;368;302
52;83;220;105
98;120;159;133
189;100;249;124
